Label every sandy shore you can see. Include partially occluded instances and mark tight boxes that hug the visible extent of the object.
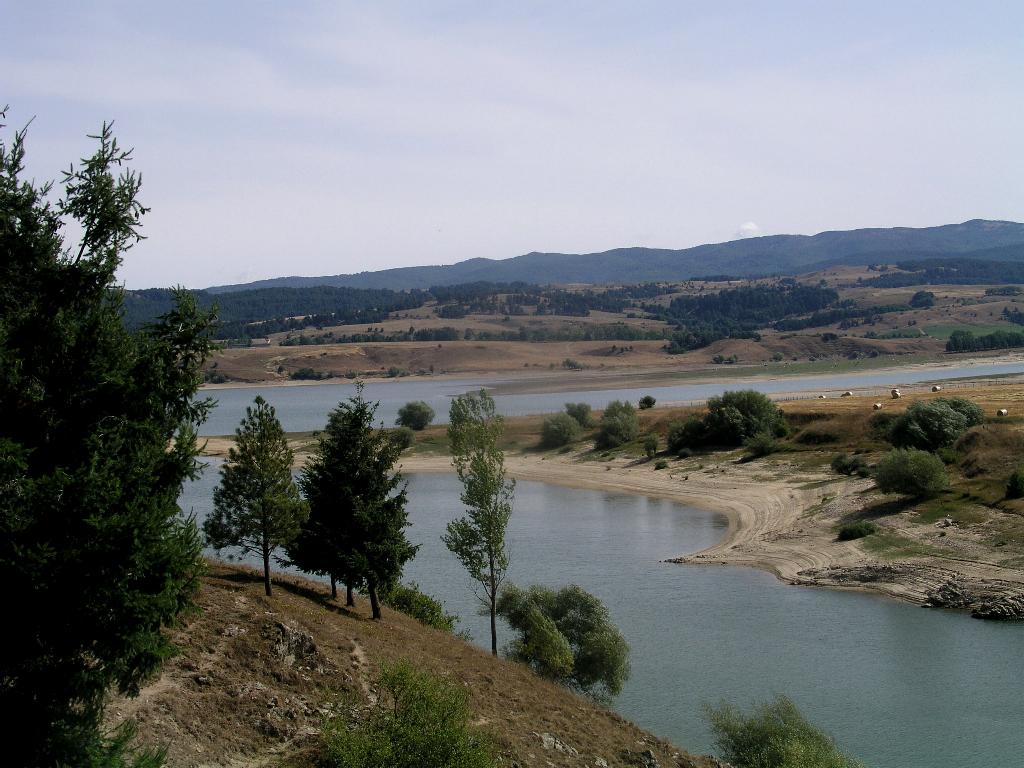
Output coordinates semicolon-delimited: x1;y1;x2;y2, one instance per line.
397;450;1024;615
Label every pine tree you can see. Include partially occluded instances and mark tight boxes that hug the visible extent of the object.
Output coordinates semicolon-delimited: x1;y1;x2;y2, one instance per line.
443;390;515;655
204;396;307;596
0;113;216;765
292;383;418;619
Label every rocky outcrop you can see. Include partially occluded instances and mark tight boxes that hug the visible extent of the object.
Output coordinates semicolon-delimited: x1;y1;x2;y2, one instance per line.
926;576;973;609
971;593;1024;620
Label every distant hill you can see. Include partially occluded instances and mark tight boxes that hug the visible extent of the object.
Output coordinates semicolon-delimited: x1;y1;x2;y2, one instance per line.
206;219;1024;293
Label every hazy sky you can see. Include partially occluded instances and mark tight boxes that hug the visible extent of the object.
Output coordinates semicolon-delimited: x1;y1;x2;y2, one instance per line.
5;1;1022;289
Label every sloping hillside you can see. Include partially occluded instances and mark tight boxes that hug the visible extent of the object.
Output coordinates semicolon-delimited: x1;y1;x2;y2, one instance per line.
108;563;716;768
206;220;1024;292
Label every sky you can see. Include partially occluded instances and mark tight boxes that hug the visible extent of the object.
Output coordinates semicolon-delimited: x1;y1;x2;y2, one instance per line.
4;1;1023;289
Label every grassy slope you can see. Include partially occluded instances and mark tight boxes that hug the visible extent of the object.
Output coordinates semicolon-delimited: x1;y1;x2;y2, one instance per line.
110;563;713;768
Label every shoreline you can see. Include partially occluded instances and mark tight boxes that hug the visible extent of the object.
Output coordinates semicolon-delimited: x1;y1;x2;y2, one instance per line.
397;451;1024;616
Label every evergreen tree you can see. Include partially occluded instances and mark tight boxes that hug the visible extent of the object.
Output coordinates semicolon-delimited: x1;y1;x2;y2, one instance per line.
292;383;417;619
204;396;307;596
443;390;515;655
0;114;216;765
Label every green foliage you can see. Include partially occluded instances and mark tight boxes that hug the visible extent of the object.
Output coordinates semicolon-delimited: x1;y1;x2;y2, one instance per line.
444;390;515;654
946;328;1024;353
837;521;877;541
288;383;418;619
704;696;864;768
667;417;706;454
496;584;630;702
541;412;582;448
643;433;659;459
639;394;656;409
396;400;435;430
596;400;640;448
830;454;869;477
654;459;669;470
378;582;458;632
0;117;214;765
565;402;595;428
204;397;308;595
321;661;496;768
875;449;949;499
743;431;779;458
1006;468;1024;499
388;426;415;451
291;366;331;380
909;290;935;308
702;390;787;447
889;398;984;451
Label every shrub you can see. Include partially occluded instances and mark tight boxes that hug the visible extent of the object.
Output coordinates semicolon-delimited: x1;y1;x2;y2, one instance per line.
565;402;594;428
643;434;658;459
795;429;839;445
744;431;779;458
654;459;669;470
378;582;458;632
387;426;415;451
830;453;868;476
562;358;583;370
321;661;495;768
541;413;582;448
638;395;656;410
837;521;877;541
291;367;329;380
867;411;898;440
1007;468;1024;499
875;448;949;498
704;695;864;768
596;400;639;449
496;584;630;702
703;390;787;446
667;417;705;454
396;400;435;430
889;398;984;451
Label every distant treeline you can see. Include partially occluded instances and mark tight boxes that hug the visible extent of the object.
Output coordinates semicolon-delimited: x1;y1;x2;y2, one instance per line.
946;329;1024;353
866;258;1024;288
281;322;668;346
122;286;428;339
643;283;840;352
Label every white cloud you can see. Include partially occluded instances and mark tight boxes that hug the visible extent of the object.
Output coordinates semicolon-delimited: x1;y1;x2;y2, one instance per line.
736;222;762;239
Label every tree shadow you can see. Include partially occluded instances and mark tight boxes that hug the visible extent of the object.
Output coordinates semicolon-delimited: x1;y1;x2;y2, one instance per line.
840;496;916;524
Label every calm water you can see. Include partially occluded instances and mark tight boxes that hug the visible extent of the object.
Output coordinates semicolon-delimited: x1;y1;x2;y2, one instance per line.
198;359;1024;435
180;466;1024;768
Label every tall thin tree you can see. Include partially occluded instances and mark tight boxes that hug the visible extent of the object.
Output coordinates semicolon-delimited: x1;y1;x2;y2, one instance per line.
443;390;515;655
204;396;307;596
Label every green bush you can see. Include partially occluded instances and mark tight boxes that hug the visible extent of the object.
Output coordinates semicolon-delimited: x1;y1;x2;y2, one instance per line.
703;390;787;447
387;426;415;451
667;417;705;455
540;413;582;448
638;395;656;409
654;459;669;470
837;521;877;541
704;696;864;768
396;400;435;430
596;400;640;449
496;584;630;702
643;434;658;459
564;402;594;428
322;661;495;768
830;453;868;476
867;411;898;440
875;448;949;498
377;582;458;632
743;431;779;458
1007;468;1024;499
888;398;984;451
291;367;329;380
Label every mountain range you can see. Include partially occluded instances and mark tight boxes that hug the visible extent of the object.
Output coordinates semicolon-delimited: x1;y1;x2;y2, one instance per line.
206;219;1024;293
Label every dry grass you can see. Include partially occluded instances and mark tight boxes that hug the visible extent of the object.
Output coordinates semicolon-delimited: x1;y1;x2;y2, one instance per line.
109;563;712;768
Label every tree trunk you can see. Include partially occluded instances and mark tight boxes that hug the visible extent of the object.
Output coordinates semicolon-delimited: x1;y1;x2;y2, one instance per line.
368;580;381;620
346;582;354;607
262;547;272;597
330;574;337;600
489;598;498;655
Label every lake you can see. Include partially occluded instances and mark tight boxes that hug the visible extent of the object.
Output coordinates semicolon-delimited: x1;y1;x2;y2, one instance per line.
198;359;1024;435
180;465;1024;768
